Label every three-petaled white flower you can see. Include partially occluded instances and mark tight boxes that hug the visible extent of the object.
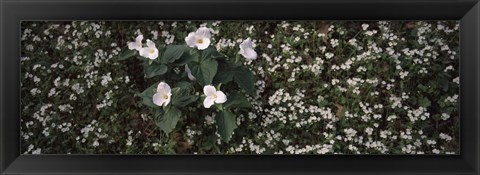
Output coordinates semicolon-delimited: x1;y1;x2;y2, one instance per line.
185;65;196;81
185;27;212;50
239;38;257;61
127;34;143;51
140;39;159;60
203;85;227;108
153;82;172;107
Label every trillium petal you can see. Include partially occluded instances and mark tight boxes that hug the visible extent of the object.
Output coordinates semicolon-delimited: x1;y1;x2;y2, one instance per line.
203;85;216;97
185;32;197;48
148;48;159;60
139;47;150;57
239;38;257;60
164;93;172;106
215;91;227;104
157;82;171;94
203;97;215;108
127;34;143;51
196;38;210;50
196;27;211;39
243;48;257;60
240;38;253;49
135;44;142;51
153;93;166;106
136;35;144;43
128;42;137;50
185;65;196;80
146;39;155;48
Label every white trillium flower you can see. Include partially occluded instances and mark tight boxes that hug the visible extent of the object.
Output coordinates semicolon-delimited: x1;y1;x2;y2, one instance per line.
203;85;227;108
152;82;172;107
239;38;257;61
127;34;143;51
185;27;212;50
139;39;159;60
184;64;196;81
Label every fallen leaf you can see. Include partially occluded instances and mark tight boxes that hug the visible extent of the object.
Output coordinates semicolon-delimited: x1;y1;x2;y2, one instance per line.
318;22;330;42
334;103;345;117
406;22;415;29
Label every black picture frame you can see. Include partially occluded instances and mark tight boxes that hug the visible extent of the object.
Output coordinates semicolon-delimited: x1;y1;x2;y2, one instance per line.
1;0;479;174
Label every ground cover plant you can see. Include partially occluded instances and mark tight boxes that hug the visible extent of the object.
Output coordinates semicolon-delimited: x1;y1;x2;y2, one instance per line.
21;21;459;154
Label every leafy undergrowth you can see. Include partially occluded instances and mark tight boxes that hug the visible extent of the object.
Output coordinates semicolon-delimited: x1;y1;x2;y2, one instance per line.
21;21;459;154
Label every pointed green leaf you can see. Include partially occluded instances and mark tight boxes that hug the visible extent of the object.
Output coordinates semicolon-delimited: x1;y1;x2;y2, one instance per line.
190;59;218;86
418;97;431;108
144;63;168;78
215;110;237;142
213;60;236;84
171;87;198;107
201;47;225;60
232;67;255;96
175;81;192;88
156;106;181;134
224;92;252;109
116;48;137;61
137;83;160;108
161;45;187;64
175;49;199;65
213;60;255;95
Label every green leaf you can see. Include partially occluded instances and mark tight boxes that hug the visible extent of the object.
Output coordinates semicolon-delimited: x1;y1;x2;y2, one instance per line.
190;59;218;86
156;106;181;134
201;47;225;60
213;60;255;95
224;92;252;109
137;83;159;108
171;87;198;107
161;45;187;64
173;95;198;108
215;110;237;142
431;64;442;72
116;48;137;61
439;77;449;92
213;60;236;84
214;70;234;84
175;81;192;88
418;97;431;108
232;67;255;96
175;48;199;65
144;63;168;78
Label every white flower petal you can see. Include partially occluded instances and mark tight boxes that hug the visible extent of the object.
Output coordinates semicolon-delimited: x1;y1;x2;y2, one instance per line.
127;35;143;51
196;27;211;39
185;32;197;48
215;91;227;104
196;38;210;50
164;93;172;106
157;82;171;94
203;97;215;108
153;93;167;106
239;38;257;60
136;35;144;43
242;48;257;60
147;48;159;60
139;47;150;57
128;42;137;50
240;38;253;49
203;85;216;97
146;39;155;48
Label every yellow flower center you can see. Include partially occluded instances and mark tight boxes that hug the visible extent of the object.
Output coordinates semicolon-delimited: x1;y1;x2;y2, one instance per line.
150;49;155;54
196;39;203;44
163;95;169;99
